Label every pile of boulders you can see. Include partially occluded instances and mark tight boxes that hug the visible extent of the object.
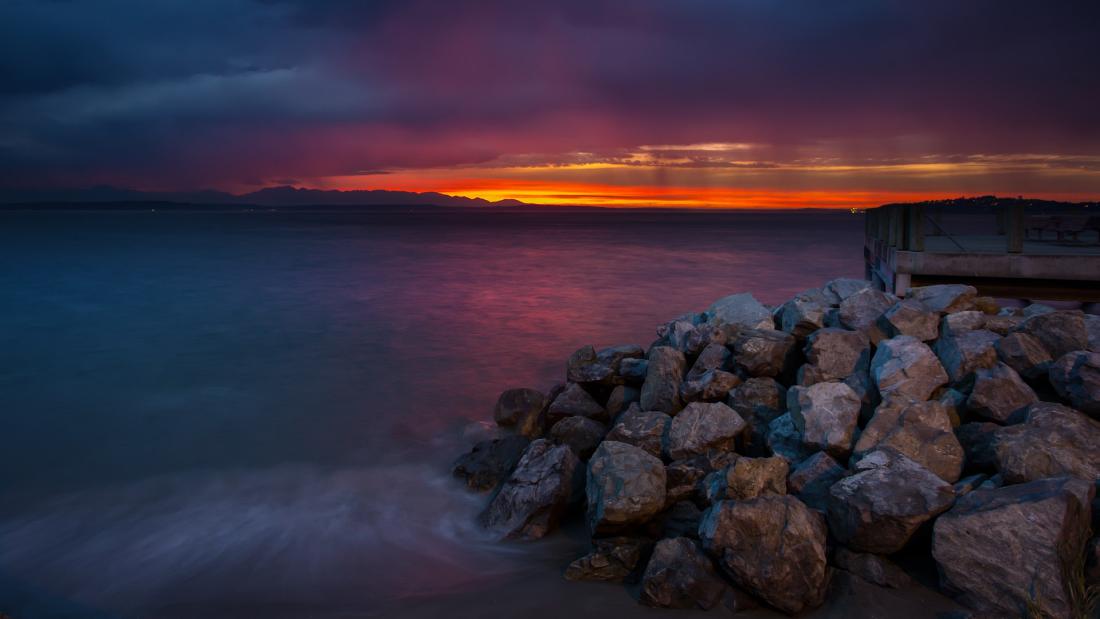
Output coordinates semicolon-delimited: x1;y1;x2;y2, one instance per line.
452;279;1100;617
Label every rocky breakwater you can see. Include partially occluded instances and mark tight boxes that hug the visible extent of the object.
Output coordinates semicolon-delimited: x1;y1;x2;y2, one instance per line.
452;279;1100;617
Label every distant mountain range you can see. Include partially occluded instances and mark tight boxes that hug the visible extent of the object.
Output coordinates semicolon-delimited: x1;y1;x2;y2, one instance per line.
0;185;527;208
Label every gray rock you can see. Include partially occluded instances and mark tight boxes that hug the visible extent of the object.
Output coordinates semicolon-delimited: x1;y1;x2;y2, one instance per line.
705;292;774;330
1023;303;1056;317
1016;310;1090;359
546;382;607;424
991;402;1100;483
685;342;730;381
731;328;797;378
480;439;583;540
1087;314;1100;352
727;377;787;456
878;299;940;341
779;288;829;339
871;335;949;401
452;435;531;492
932;477;1095;618
605;405;671;459
941;310;987;336
548;416;606;460
844;369;881;425
597;344;646;370
1049;350;1100;417
766;413;814;465
852;399;964;483
827;448;956;554
665;320;697;353
566;345;615;385
994;331;1052;381
801;327;870;382
935;329;1000;383
666;452;737;505
833;547;912;589
666;402;746;460
587;441;667;533
838;287;894;340
966;362;1038;423
619;357;649;384
699;496;829;614
906;284;977;313
787;451;847;512
983;314;1024;336
952;473;987;497
682;323;740;357
823;277;873;305
640;537;727;610
937;388;967;427
787;382;861;460
725;455;787;500
680;369;742;404
604;384;639;419
640;346;686;415
493;388;547;438
565;537;650;583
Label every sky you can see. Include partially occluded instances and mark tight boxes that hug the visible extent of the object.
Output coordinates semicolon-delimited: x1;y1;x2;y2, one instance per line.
1;0;1098;208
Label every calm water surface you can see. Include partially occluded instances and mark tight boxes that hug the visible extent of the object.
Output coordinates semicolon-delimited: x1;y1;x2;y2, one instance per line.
0;208;865;618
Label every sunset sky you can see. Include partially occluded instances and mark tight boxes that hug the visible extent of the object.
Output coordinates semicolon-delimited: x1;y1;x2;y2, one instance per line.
1;1;1098;207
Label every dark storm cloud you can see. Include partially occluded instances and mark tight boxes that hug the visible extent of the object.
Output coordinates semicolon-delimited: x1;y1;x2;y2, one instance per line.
1;0;1098;189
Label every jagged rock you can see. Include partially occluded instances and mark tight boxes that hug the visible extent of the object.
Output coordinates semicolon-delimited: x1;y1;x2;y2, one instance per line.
604;384;639;418
480;439;583;540
1023;303;1056;317
871;335;949;401
984;314;1023;336
549;416;606;460
640;537;727;610
604;405;670;459
452;435;531;491
661;500;703;539
827;448;956;554
727;377;787;456
493;388;547;437
546;382;607;424
565;537;650;583
852;399;963;483
779;289;829;339
680;369;741;404
956;422;1000;472
1016;310;1090;359
682;323;740;357
800;327;870;383
991;402;1100;483
665;320;697;353
1049;350;1100;417
832;547;912;589
566;345;615;385
787;382;861;460
665;452;737;504
699;496;829;614
932;477;1095;618
822;277;873;305
619;358;649;384
994;331;1052;381
666;402;746;460
598;344;646;373
640;346;686;415
1087;314;1100;352
966;362;1038;423
838;287;894;340
878;299;939;341
941;310;986;336
731;328;797;378
724;455;787;500
586;441;667;533
935;329;1000;383
953;473;987;497
766;413;814;465
975;296;1000;314
844;369;881;424
787;451;846;512
686;342;730;381
907;284;977;313
937;388;966;427
705;292;774;330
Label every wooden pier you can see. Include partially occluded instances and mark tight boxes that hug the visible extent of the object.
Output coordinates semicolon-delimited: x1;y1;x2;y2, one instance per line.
864;200;1100;303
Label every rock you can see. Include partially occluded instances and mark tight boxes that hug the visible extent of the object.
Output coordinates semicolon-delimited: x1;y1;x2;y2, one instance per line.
548;416;606;460
953;473;987;496
941;310;986;335
991;402;1100;483
566;345;614;385
604;384;639;418
878;299;940;341
586;441;667;533
766;413;814;465
493;388;547;437
1087;537;1100;587
984;314;1023;335
724;456;788;500
597;344;646;373
546;382;607;424
832;547;912;589
852;399;964;483
480;439;583;540
661;501;703;539
823;277;872;305
906;284;977;313
844;369;881;425
604;405;670;459
838;287;895;340
1016;310;1090;359
973;296;1000;315
685;342;730;381
639;537;727;610
1023;303;1056;317
699;496;829;614
787;382;861;460
731;328;797;378
452;435;531;492
994;331;1052;381
779;289;829;339
801;327;870;382
935;329;1000;383
682;323;740;357
937;388;966;427
666;452;737;505
787;451;846;512
619;358;648;384
966;362;1038;423
871;335;949;401
932;477;1095;618
705;292;774;330
639;346;686;415
1049;350;1100;417
1087;314;1100;352
666;402;746;460
827;448;956;554
726;377;787;456
565;537;649;583
956;422;1000;472
680;369;741;403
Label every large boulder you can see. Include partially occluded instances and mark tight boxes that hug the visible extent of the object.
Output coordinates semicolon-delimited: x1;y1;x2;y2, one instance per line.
837;287;894;339
766;413;815;465
877;299;940;341
832;547;912;589
800;328;870;383
941;310;987;336
699;496;829;614
705;292;774;330
906;284;977;314
548;416;606;460
680;369;741;404
566;345;614;385
1016;310;1090;359
731;328;797;378
565;537;650;583
934;329;1000;383
604;384;639;418
726;377;787;456
991;402;1100;483
666;402;746;460
681;323;740;357
994;331;1053;381
822;277;873;305
586;441;667;533
787;382;861;460
640;346;686;415
604;405;670;459
852;399;964;483
778;289;828;339
619;358;649;384
932;477;1095;618
787;451;847;512
724;455;788;500
871;335;949;401
827;448;956;554
480;439;583;540
1049;350;1100;417
493;388;547;437
685;342;731;381
966;362;1038;423
639;537;727;610
546;382;606;424
452;435;531;492
665;451;737;505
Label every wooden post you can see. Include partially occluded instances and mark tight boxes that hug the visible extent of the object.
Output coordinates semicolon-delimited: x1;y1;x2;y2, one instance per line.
1007;204;1024;253
908;205;925;251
